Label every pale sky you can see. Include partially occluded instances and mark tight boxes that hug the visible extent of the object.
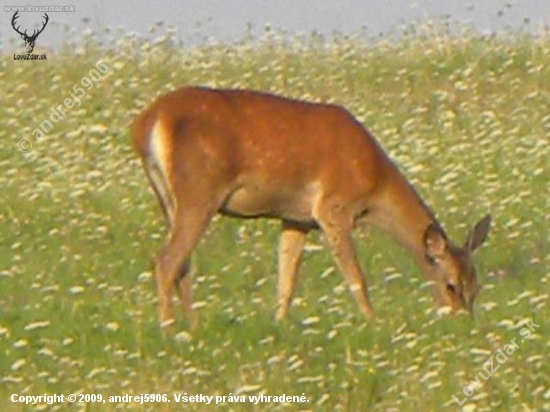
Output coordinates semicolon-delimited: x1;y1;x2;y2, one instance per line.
2;0;549;51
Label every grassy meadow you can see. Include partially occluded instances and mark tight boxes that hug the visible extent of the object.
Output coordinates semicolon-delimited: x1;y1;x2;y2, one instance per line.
0;24;549;411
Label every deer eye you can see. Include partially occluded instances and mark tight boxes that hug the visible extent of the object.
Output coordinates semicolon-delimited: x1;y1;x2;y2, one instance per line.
425;254;439;265
446;284;456;294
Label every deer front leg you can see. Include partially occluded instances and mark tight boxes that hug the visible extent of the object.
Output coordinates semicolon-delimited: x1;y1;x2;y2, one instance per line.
275;221;308;321
316;207;376;319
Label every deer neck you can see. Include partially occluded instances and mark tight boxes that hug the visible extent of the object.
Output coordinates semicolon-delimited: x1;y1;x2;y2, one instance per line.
369;169;438;262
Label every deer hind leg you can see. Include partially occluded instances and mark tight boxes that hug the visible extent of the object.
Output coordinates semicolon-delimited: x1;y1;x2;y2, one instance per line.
315;204;375;319
145;162;175;229
276;221;309;321
155;204;215;328
175;260;198;328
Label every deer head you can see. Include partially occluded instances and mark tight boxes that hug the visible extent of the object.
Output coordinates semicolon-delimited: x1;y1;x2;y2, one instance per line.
12;12;49;54
423;215;492;314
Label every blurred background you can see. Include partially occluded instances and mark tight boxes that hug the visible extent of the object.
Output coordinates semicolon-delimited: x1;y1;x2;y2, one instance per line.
2;0;549;51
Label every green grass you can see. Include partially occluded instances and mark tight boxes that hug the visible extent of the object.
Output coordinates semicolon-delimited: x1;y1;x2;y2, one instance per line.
1;26;549;411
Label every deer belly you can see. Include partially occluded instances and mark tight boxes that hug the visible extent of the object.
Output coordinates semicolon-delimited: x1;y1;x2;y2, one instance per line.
220;183;318;222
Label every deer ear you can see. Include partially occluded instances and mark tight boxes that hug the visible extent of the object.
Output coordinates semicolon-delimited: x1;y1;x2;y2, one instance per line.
423;222;447;263
464;214;491;253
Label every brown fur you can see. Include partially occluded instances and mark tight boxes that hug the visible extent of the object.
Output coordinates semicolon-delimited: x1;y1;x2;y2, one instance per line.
132;87;491;327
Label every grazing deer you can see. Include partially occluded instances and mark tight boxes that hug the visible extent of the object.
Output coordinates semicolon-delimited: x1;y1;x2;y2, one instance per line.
132;87;491;327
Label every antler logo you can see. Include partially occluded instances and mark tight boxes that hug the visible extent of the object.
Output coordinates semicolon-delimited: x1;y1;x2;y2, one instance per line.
11;11;49;54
